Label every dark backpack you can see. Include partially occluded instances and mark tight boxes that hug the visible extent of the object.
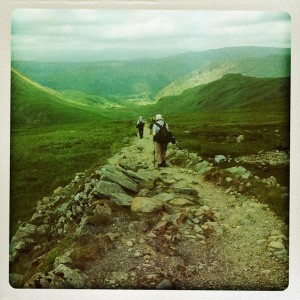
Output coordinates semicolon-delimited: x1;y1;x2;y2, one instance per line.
154;122;176;144
136;120;144;129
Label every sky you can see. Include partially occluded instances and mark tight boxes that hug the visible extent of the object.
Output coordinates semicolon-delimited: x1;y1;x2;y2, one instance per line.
11;9;291;61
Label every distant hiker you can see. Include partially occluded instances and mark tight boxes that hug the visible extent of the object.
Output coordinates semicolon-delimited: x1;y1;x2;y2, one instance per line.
136;116;145;139
152;114;169;168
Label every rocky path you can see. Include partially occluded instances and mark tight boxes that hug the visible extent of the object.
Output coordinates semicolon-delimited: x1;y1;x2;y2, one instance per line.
9;130;288;290
86;131;288;290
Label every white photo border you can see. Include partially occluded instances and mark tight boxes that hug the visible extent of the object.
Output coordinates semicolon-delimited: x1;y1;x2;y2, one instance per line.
1;1;299;299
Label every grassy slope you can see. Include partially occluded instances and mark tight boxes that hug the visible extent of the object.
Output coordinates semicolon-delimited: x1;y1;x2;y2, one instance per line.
10;121;136;237
10;70;138;236
60;90;122;107
144;75;290;186
11;69;107;127
10;69;290;236
167;109;289;157
11;69;135;127
154;74;290;113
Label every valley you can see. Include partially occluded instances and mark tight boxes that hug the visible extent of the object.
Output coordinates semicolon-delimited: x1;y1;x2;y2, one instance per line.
10;47;290;279
12;46;290;100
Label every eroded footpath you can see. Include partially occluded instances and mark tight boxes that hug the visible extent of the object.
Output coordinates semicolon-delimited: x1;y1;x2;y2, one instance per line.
9;131;288;290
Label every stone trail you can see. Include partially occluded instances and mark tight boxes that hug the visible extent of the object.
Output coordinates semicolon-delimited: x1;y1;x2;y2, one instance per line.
9;130;288;290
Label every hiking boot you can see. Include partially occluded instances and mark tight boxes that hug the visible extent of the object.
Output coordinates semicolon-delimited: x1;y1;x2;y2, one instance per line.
158;161;167;168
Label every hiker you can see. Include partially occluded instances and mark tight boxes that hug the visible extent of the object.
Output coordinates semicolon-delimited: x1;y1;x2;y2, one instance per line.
136;116;145;139
152;114;169;168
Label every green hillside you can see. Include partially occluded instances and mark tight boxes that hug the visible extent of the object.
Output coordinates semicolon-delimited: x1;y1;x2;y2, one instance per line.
10;70;138;235
60;90;124;108
11;69;132;127
154;74;290;114
10;68;290;236
11;47;290;99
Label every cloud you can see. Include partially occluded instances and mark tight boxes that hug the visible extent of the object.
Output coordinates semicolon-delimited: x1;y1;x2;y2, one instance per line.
11;9;291;61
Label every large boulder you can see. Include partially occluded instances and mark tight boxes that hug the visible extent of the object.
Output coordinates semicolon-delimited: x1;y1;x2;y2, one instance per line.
91;180;126;199
101;165;139;193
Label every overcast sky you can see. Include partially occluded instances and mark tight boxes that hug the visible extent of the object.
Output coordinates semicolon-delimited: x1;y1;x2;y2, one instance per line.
11;9;291;61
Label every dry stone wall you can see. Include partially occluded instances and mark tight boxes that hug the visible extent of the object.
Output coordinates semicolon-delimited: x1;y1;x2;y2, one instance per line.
9;141;288;289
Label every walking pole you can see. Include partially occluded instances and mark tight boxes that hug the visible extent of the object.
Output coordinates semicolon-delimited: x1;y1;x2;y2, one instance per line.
153;142;156;168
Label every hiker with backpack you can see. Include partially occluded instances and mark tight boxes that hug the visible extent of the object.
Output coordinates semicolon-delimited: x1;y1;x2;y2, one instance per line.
136;116;145;139
152;114;169;168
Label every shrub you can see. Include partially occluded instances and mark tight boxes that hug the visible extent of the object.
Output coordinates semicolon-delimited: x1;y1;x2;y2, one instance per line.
203;167;228;185
253;184;289;223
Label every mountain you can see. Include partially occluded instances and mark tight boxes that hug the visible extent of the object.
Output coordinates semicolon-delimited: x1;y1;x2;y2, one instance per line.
153;74;290;114
11;69;114;127
11;58;201;100
11;47;290;100
155;54;291;99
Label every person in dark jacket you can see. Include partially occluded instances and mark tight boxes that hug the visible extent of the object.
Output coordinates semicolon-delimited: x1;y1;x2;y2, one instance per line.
136;116;145;139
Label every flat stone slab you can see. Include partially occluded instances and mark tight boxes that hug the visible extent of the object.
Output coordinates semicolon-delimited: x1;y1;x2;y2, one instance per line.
169;198;194;206
91;180;125;199
111;193;132;207
131;197;163;213
101;165;139;193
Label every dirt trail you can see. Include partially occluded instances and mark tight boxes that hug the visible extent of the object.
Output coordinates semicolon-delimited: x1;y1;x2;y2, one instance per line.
89;129;289;290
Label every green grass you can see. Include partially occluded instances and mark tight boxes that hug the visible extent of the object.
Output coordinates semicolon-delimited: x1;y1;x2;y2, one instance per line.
11;69;135;127
10;120;136;237
154;75;290;113
165;108;290;222
10;69;140;237
10;68;290;236
152;101;289;159
203;167;289;223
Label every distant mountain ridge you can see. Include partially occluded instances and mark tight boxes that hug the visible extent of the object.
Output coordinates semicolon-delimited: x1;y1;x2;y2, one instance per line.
12;46;290;100
156;54;290;100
